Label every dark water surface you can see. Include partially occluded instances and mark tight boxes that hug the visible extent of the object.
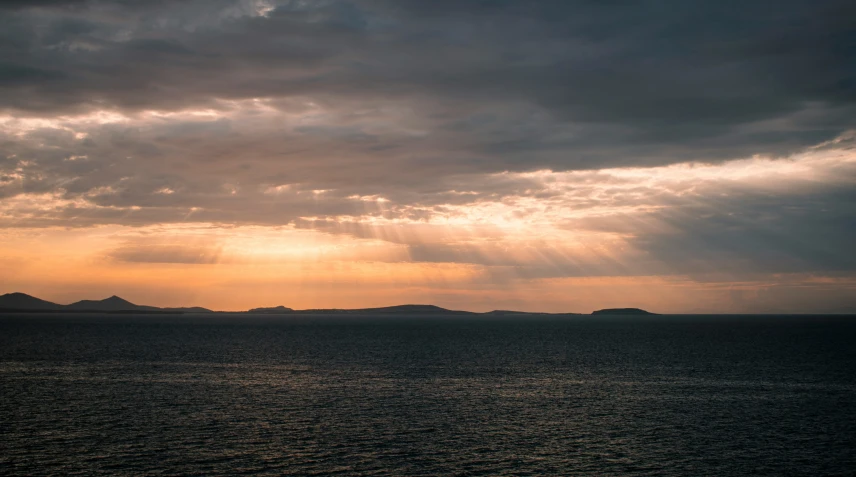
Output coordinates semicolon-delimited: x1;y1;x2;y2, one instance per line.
1;313;855;476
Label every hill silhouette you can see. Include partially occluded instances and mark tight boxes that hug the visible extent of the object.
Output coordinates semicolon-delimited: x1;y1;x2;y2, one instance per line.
0;293;211;314
248;305;294;313
266;304;476;315
486;310;553;315
0;292;63;310
66;295;159;312
1;292;654;315
592;308;656;315
353;304;472;314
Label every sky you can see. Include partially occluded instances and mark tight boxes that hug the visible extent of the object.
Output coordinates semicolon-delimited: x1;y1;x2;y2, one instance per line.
1;0;855;313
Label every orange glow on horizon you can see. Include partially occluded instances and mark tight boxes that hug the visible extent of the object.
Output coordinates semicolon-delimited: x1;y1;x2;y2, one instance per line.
2;134;855;313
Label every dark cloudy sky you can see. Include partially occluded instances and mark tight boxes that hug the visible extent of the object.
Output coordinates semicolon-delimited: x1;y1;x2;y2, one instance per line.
1;0;855;312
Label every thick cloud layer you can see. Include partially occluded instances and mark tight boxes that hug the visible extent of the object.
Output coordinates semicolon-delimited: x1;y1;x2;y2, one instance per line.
2;0;855;168
1;0;855;310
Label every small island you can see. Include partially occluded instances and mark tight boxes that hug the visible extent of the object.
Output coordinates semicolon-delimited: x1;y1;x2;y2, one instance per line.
591;308;656;315
248;305;295;314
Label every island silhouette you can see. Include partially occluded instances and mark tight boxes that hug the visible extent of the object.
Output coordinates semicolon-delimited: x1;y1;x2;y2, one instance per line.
0;292;655;316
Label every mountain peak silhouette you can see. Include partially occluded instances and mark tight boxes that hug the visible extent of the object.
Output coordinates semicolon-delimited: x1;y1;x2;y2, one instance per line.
104;295;133;304
0;292;210;313
67;295;153;311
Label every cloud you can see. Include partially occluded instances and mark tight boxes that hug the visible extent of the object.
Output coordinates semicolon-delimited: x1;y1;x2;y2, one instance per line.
107;241;222;264
1;0;854;167
3;123;855;280
2;0;855;217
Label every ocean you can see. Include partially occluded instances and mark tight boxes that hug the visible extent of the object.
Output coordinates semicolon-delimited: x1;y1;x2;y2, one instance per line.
1;313;854;476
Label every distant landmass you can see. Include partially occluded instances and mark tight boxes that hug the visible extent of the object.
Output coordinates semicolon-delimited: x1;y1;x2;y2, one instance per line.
0;293;212;314
66;295;160;312
0;292;654;316
0;292;64;310
485;310;552;315
247;305;294;314
296;304;476;315
246;304;473;314
591;308;656;315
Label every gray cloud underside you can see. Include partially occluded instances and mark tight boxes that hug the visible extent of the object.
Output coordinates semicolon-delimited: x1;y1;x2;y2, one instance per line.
2;0;855;167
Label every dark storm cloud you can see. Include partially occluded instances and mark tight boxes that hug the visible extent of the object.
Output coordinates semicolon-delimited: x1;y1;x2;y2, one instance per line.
1;0;855;168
